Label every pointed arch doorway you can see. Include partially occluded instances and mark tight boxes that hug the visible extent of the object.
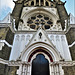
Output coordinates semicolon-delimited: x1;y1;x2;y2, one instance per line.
31;54;50;75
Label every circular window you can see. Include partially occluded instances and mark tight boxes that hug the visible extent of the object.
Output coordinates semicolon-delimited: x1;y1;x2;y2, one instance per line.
27;14;53;30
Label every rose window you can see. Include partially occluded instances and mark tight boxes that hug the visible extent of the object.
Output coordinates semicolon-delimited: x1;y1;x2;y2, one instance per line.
27;14;53;30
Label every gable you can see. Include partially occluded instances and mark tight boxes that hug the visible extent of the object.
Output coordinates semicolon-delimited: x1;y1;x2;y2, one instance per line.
26;28;55;48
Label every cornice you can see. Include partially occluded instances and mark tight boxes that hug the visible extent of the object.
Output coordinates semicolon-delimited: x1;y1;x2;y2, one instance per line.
65;24;75;34
0;58;75;67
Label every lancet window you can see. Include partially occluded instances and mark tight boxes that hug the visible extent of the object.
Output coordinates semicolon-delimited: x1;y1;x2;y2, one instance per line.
24;0;54;7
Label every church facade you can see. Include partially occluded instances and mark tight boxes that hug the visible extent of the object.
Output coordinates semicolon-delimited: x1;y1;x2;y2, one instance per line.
0;0;75;75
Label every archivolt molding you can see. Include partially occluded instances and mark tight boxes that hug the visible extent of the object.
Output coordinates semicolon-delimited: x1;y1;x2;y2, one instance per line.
22;7;59;23
30;52;51;63
20;42;62;62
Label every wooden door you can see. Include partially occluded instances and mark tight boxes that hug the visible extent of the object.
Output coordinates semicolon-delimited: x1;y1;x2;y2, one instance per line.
32;54;50;75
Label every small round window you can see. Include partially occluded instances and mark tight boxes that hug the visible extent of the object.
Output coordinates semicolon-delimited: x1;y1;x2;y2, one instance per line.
27;14;53;30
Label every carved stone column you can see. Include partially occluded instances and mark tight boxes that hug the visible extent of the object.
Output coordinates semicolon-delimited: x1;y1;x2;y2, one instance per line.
50;62;64;75
59;64;64;75
27;64;31;75
17;62;31;75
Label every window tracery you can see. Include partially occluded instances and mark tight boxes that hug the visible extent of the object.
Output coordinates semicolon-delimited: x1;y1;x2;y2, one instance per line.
27;14;53;30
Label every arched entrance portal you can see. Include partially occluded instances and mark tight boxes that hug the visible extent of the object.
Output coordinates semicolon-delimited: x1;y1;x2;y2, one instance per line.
31;54;50;75
28;49;53;62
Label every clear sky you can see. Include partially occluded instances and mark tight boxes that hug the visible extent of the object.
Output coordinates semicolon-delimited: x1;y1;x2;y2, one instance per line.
0;0;75;20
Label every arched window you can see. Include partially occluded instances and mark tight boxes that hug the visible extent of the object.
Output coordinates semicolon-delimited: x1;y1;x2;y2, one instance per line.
46;1;49;6
41;0;44;6
31;1;34;6
36;0;39;6
41;0;43;2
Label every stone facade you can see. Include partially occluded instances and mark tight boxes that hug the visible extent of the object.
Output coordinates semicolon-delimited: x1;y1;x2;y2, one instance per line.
63;66;75;75
0;0;75;75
